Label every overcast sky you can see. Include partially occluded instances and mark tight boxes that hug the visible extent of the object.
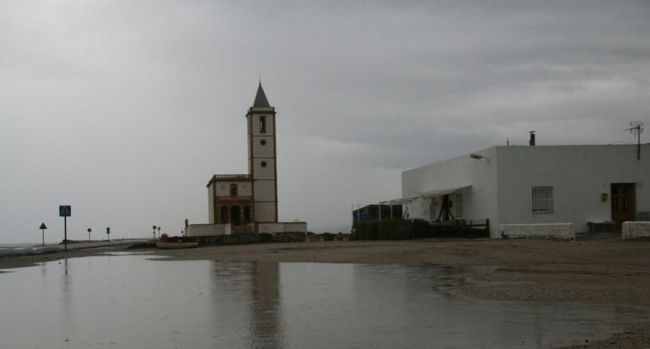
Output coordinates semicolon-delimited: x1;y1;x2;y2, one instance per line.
1;1;649;243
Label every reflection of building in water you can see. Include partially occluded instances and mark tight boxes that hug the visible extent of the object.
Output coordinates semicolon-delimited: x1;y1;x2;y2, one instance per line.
186;84;307;237
249;262;283;349
207;262;284;348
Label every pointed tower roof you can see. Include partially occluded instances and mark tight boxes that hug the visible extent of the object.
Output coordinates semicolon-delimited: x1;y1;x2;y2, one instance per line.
253;82;271;108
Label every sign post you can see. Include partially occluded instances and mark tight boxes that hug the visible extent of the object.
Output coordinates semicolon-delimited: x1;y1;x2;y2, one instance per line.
59;205;71;251
106;227;110;242
87;228;92;243
39;223;47;246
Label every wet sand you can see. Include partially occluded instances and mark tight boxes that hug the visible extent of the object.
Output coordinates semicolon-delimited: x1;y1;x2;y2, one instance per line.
2;238;650;348
149;239;650;304
153;239;650;349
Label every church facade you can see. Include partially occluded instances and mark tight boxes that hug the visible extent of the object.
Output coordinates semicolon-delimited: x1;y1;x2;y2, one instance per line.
187;83;307;236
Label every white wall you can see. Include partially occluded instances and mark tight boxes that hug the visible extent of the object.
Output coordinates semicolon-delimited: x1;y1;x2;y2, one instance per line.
499;223;575;240
622;221;650;239
214;181;253;196
496;145;650;234
252;137;274;157
254;180;276;201
186;224;231;236
258;222;307;234
208;183;215;223
255;202;276;222
252;159;275;179
402;144;650;238
402;147;499;232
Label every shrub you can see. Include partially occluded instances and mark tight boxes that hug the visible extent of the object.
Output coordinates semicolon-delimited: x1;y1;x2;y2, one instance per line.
259;233;274;243
321;232;335;241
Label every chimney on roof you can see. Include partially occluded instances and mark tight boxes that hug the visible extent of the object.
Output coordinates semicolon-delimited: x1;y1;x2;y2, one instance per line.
529;131;536;146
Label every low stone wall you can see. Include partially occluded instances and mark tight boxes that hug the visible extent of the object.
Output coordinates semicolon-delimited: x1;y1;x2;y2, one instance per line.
270;232;307;242
198;232;306;245
258;222;308;234
185;224;231;237
198;233;257;245
498;223;575;240
622;221;650;240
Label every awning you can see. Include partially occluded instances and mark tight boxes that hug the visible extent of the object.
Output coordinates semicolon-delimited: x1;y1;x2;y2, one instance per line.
417;185;472;198
379;198;413;205
380;185;472;205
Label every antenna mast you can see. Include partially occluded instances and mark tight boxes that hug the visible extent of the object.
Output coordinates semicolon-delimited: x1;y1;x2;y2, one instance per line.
627;121;644;160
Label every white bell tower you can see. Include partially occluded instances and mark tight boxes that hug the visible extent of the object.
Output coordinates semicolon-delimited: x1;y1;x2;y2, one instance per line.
247;83;278;223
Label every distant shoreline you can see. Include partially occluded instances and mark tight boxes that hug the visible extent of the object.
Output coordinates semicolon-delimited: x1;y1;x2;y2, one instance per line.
0;240;149;269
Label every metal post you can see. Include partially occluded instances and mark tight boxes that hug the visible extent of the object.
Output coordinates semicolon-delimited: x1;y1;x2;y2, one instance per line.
638;127;641;160
378;202;382;221
356;204;360;224
64;216;67;251
39;223;47;246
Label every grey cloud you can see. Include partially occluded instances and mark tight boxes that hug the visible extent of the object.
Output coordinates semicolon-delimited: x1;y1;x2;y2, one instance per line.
1;0;649;241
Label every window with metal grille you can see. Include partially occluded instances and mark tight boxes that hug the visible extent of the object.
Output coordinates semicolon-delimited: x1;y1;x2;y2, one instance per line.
532;186;553;213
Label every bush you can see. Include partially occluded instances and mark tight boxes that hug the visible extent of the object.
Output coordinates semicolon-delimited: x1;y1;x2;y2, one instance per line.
352;218;489;241
321;232;335;241
377;219;411;240
412;219;432;238
351;221;379;240
259;233;274;243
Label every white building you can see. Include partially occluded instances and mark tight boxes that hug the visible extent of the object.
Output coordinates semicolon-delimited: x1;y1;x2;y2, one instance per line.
402;144;650;238
186;84;307;237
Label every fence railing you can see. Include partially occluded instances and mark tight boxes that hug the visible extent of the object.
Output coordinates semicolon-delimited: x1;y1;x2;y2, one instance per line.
351;218;490;240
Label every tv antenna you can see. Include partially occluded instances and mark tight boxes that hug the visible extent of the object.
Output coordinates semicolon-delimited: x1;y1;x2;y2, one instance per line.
626;121;644;160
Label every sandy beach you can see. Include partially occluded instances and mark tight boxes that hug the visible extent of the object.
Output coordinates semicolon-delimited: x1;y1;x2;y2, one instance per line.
2;238;649;348
157;239;650;349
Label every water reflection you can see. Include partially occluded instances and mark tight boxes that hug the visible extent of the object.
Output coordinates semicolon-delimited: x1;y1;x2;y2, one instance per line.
61;258;72;338
249;262;283;349
0;255;649;349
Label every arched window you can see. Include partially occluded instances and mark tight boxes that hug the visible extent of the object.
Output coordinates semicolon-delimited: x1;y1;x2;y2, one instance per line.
259;116;266;134
230;183;238;197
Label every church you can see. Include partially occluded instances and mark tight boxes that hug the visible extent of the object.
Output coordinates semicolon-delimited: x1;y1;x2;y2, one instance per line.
186;83;307;237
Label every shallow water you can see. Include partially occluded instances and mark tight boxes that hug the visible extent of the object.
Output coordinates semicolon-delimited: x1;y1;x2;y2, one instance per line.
1;254;648;349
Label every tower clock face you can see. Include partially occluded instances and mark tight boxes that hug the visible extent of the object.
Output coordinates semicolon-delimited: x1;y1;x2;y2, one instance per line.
261;139;266;145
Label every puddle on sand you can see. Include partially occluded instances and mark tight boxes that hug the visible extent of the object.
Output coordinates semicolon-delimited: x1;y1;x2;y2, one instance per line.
0;254;648;349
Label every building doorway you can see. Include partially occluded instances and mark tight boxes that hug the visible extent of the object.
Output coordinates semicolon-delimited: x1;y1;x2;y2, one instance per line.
231;206;241;225
611;183;636;230
220;206;229;224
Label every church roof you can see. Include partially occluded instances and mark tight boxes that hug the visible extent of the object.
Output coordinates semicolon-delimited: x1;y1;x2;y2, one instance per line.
206;174;251;187
253;82;271;108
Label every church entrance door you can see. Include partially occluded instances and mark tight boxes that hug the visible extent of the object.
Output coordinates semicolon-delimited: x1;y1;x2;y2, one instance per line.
231;206;241;225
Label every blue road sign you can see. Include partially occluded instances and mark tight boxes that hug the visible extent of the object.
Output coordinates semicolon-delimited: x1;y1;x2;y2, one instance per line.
59;205;71;217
